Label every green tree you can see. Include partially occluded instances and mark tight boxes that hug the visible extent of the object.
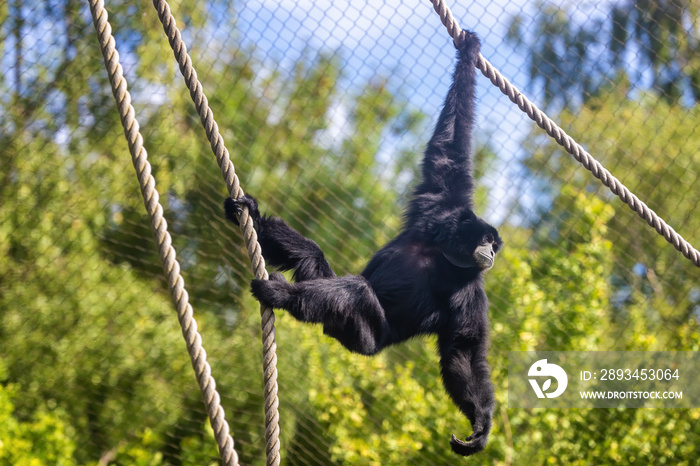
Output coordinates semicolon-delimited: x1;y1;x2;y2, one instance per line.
5;0;699;463
509;0;700;345
498;2;700;463
520;88;700;345
0;360;77;465
509;0;700;108
0;0;427;463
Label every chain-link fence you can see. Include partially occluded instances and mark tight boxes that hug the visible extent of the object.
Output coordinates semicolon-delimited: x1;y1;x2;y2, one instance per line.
2;0;699;464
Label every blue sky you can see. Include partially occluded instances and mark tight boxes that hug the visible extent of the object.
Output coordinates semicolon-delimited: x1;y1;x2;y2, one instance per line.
0;0;616;224
231;0;567;223
228;0;617;223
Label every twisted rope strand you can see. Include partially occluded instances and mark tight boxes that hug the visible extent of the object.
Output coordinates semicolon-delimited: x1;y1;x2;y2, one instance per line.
150;0;281;463
87;1;239;464
429;0;700;267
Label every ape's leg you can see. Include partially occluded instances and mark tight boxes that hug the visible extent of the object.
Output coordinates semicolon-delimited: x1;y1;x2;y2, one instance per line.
438;332;494;456
252;273;390;356
225;195;335;281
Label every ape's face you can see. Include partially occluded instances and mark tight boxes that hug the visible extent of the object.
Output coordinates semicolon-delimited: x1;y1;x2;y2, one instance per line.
441;210;502;270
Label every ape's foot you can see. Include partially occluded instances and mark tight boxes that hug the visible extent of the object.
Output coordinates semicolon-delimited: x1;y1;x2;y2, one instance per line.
224;194;259;226
251;272;293;309
449;430;488;457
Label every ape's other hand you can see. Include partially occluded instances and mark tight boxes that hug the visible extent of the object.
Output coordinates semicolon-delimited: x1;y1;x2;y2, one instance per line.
224;194;259;227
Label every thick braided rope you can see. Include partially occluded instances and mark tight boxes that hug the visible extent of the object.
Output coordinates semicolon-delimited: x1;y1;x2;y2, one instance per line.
87;1;239;464
150;1;281;464
429;0;700;268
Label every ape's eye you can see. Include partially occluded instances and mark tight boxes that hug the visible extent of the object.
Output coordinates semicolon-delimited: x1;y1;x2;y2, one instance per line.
483;233;494;244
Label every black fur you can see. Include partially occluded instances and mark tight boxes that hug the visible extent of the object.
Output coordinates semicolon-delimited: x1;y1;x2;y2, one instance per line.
224;31;502;457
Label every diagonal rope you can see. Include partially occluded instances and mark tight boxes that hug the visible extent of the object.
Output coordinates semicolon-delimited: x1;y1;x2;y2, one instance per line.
150;1;281;464
429;0;700;268
87;1;239;465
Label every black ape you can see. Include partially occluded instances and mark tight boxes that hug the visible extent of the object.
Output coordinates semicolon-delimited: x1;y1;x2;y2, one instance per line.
225;31;501;457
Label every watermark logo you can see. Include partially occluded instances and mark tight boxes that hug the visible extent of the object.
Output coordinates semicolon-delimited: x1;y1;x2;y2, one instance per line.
509;352;696;408
528;359;568;398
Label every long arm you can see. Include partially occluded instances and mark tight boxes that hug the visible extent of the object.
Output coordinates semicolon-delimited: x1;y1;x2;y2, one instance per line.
226;195;390;356
225;195;335;281
438;321;494;456
406;31;481;228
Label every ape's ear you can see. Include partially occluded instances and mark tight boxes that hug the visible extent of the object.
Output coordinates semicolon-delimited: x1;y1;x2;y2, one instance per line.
429;216;459;245
459;210;477;223
429;221;447;244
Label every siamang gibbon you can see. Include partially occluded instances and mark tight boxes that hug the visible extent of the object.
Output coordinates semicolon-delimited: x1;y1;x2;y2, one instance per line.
225;31;501;456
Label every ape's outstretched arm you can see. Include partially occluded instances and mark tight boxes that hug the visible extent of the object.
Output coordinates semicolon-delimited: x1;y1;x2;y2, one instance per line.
406;31;481;229
225;195;335;282
225;195;389;356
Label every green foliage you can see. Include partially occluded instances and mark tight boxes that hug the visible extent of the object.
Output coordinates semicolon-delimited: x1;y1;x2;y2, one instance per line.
282;323;462;464
0;360;77;465
496;3;700;462
509;0;700;107
0;126;206;462
522;89;700;346
486;192;700;465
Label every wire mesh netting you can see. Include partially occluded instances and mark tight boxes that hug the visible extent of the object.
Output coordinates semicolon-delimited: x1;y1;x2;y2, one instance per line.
1;0;699;464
